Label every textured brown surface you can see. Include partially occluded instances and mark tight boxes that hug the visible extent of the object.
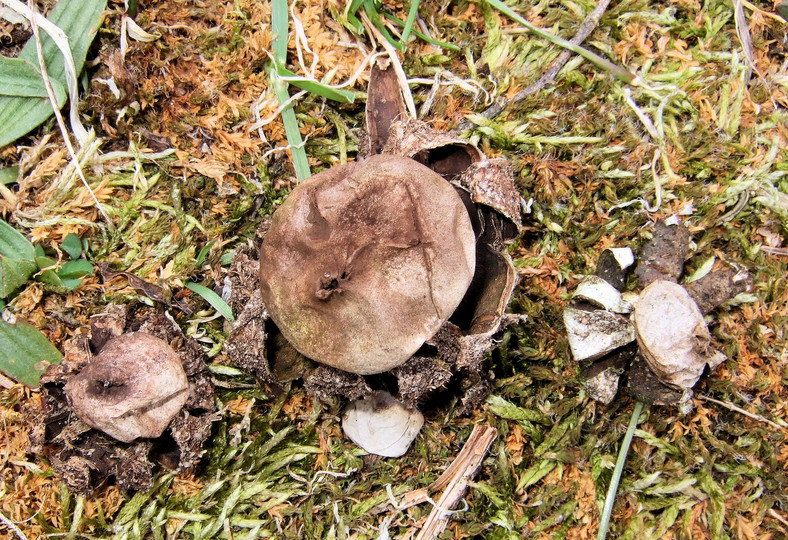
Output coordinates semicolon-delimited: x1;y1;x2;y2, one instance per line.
635;221;691;286
32;306;217;492
65;332;189;443
259;154;476;375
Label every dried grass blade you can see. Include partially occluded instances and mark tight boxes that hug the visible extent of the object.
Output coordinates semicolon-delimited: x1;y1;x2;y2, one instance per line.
732;0;756;77
23;0;111;225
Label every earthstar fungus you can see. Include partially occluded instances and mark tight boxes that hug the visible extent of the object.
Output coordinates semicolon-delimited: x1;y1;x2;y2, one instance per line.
227;60;522;422
258;154;476;375
31;305;217;492
565;220;751;407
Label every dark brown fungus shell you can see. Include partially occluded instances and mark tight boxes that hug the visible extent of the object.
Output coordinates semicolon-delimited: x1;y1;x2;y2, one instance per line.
259;153;476;375
65;332;189;443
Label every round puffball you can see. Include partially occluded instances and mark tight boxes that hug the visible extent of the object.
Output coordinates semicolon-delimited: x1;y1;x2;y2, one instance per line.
259;154;476;375
65;332;189;443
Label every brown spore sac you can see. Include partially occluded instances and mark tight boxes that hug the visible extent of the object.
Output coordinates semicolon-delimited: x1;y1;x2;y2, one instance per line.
65;332;189;443
32;305;217;493
259;154;476;376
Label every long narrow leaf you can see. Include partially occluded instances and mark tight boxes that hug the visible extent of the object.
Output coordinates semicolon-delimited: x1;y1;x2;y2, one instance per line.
185;282;235;321
597;401;644;539
271;0;311;181
382;13;459;50
363;0;406;52
275;63;356;103
401;0;420;43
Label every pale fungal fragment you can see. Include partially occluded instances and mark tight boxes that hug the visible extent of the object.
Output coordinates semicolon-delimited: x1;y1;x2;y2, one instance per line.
342;391;425;457
563;306;635;362
583;367;621;405
65;332;189;443
633;280;724;390
259;154;476;376
573;275;632;313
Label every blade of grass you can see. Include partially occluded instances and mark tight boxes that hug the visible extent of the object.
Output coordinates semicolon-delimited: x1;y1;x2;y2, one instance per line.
274;62;356;103
271;0;311;181
185;282;235;321
363;0;406;52
343;0;366;34
401;0;419;43
483;0;637;85
382;12;459;51
597;401;644;540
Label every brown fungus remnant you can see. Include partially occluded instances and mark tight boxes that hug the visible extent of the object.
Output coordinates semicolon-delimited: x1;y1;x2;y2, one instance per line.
565;220;751;408
30;304;217;492
64;332;189;443
227;60;522;418
259;154;476;375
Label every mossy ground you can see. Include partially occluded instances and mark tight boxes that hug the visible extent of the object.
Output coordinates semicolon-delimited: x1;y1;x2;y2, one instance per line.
0;0;786;538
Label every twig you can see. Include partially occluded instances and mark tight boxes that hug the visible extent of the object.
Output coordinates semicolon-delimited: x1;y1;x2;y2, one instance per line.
462;0;613;129
698;395;787;431
412;424;498;540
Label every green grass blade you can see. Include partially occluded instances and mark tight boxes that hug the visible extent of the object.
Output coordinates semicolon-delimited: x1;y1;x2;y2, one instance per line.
185;282;235;321
271;0;311;181
271;0;288;66
345;0;366;34
597;401;644;540
363;0;406;52
0;315;62;387
382;13;459;50
483;0;636;84
275;63;356;103
401;0;419;43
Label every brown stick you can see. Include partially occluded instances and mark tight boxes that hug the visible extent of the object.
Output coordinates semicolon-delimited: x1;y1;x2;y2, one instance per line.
412;423;498;540
460;0;613;130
